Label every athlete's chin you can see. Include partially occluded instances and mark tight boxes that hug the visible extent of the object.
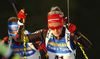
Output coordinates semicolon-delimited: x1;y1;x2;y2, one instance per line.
54;33;60;37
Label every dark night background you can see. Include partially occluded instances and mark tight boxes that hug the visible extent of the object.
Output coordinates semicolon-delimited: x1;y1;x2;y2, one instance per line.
0;0;100;59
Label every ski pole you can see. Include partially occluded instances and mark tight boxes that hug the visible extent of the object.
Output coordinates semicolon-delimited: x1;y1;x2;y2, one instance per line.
67;0;69;23
10;0;18;15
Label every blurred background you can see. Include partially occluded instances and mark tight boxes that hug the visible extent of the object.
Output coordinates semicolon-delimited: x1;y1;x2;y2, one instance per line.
0;0;100;59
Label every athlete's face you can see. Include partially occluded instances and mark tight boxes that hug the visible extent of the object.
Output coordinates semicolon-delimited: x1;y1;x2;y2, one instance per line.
48;22;63;37
8;22;20;42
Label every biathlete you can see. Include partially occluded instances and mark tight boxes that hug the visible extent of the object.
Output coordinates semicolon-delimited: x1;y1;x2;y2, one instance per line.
1;9;48;59
18;6;92;59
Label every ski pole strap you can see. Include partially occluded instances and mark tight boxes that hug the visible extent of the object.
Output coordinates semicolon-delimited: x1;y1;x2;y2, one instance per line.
77;42;88;59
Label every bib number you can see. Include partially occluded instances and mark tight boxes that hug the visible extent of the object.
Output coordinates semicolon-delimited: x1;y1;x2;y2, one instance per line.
55;55;63;59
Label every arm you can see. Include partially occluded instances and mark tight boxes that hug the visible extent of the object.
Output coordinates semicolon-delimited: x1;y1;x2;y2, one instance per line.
27;29;47;42
18;26;47;43
17;9;47;43
67;23;92;50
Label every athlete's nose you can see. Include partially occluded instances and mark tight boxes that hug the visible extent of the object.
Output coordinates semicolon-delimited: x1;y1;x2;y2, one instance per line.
54;28;57;31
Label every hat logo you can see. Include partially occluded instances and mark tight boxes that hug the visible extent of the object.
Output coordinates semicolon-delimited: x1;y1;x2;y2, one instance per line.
48;18;59;21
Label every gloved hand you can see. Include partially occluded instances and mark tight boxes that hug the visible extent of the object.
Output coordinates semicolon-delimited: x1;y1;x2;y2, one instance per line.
1;37;8;44
17;9;27;23
36;41;48;59
67;23;76;33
